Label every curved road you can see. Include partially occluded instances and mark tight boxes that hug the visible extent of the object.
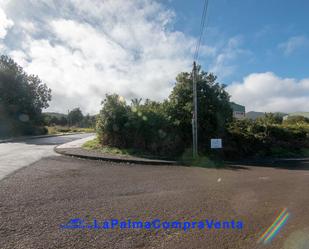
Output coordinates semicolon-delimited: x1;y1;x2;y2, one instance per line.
0;134;309;248
0;133;94;181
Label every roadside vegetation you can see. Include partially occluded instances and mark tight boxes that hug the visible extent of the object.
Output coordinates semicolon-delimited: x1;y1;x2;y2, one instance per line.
47;126;94;135
0;55;95;138
2;54;308;161
83;137;177;160
0;55;51;138
95;67;309;162
96;66;233;161
226;114;309;159
43;109;96;135
83;138;143;157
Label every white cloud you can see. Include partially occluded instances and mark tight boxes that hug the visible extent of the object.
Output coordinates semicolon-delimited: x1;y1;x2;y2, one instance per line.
227;72;309;112
279;36;309;55
9;50;28;67
19;21;37;34
0;0;200;114
0;6;13;39
0;0;250;114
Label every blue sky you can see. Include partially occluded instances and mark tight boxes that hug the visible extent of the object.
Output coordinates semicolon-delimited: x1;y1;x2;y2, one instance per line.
165;0;309;83
0;0;308;113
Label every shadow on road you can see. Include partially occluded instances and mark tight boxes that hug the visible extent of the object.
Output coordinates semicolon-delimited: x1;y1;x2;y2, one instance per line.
229;159;309;171
222;165;251;170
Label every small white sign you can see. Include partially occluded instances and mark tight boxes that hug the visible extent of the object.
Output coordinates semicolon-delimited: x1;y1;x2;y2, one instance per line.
211;139;222;149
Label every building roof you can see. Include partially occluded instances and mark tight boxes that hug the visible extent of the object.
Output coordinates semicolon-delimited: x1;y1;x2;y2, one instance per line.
230;102;245;112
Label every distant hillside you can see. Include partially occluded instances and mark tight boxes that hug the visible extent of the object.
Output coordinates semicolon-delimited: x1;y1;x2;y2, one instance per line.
246;111;287;120
246;111;265;120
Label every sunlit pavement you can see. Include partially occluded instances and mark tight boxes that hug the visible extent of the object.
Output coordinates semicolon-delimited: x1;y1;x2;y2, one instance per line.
0;133;94;181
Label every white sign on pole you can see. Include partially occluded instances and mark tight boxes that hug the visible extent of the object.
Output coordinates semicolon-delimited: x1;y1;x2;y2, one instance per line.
211;139;222;149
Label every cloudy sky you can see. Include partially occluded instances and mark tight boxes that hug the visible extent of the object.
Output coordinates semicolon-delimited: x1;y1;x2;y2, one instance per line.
0;0;308;114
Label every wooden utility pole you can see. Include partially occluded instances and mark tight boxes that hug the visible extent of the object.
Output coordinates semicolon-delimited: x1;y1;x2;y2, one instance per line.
67;109;70;127
192;61;198;157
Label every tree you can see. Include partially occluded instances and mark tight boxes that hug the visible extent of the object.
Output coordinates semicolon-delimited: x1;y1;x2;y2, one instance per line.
131;98;142;107
80;114;96;128
96;65;233;157
0;55;51;137
283;115;309;125
166;66;233;153
96;94;130;147
96;94;175;156
257;113;283;125
59;116;68;126
68;108;84;126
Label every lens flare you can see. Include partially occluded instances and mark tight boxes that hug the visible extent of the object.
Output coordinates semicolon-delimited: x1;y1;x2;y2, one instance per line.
258;208;290;244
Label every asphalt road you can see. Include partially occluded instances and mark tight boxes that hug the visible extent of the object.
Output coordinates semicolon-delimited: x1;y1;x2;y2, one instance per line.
1;143;309;249
0;133;93;181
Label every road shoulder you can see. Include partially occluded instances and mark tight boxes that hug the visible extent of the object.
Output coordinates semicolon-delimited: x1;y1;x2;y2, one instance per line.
54;136;177;165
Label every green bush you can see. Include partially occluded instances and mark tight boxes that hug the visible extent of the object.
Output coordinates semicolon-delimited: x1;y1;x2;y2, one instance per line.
96;94;179;157
283;115;309;125
225;120;309;159
96;67;233;158
0;55;51;138
95;66;309;160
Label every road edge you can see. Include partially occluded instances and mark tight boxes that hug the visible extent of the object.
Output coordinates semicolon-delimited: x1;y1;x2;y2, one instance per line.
0;132;90;144
54;142;178;166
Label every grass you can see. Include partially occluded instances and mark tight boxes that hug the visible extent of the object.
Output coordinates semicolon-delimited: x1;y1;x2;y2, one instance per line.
83;138;177;161
183;155;225;168
83;138;227;168
47;126;95;135
179;148;225;168
83;138;131;155
83;137;309;167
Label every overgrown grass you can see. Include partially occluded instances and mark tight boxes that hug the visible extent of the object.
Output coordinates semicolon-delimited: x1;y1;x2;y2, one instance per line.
47;126;95;135
179;148;225;168
83;138;178;160
84;126;309;167
83;139;226;167
83;138;131;155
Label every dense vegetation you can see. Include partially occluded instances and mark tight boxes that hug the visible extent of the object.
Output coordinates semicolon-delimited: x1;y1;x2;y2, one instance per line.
96;68;309;160
0;55;96;138
96;67;233;158
225;116;309;159
2;54;308;160
0;55;51;138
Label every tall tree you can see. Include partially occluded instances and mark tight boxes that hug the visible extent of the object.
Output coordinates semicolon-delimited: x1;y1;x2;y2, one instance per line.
68;108;84;126
96;65;233;156
0;55;51;137
166;66;233;153
96;94;130;147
